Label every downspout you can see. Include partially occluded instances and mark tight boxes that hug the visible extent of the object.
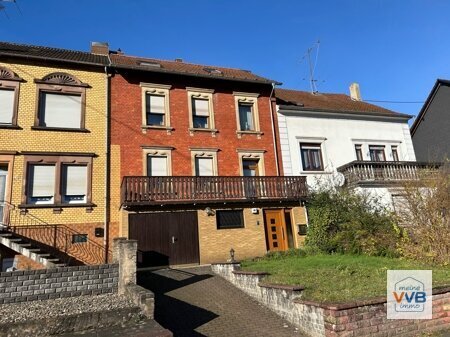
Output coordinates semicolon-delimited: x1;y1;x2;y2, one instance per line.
103;59;112;263
269;83;280;176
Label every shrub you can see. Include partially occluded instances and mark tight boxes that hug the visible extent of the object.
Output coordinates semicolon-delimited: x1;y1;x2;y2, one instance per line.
305;186;400;257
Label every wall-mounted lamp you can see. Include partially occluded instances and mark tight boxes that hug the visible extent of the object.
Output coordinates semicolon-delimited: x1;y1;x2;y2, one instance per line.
229;248;235;262
205;207;215;216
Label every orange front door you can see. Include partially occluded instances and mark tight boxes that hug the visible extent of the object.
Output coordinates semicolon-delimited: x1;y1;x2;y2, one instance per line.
264;210;288;251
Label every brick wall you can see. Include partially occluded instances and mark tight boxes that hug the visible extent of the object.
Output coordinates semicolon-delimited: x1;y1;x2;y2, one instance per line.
198;208;267;264
0;264;118;304
321;289;450;337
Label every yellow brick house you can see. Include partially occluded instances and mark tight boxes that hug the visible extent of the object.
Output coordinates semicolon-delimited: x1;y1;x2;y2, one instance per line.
0;41;111;269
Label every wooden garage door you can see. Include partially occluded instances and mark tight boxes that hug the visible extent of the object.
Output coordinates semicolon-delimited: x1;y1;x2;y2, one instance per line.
129;211;199;267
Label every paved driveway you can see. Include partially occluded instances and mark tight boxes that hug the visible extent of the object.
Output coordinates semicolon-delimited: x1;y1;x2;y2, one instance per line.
138;266;303;337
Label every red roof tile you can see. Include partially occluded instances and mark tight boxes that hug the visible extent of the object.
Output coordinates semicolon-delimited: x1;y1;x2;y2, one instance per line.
110;53;278;84
276;88;410;117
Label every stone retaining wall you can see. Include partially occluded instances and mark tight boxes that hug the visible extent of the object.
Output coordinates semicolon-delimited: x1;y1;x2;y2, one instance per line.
212;262;450;337
0;264;118;304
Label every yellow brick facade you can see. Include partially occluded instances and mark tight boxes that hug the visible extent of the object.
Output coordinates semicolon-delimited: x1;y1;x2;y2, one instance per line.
0;60;108;233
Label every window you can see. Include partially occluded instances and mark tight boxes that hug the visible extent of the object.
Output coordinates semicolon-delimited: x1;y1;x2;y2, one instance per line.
72;234;88;244
216;210;244;229
242;159;259;177
38;92;82;128
355;144;363;161
142;147;173;176
145;94;165;126
0;89;15;125
369;145;386;162
147;155;168;176
28;164;56;205
192;98;210;128
300;143;324;171
141;83;172;132
195;157;214;176
23;154;93;207
391;146;399;161
238;103;255;131
238;150;265;176
34;73;87;130
0;66;21;127
62;165;88;204
191;149;218;176
234;92;261;137
187;88;215;134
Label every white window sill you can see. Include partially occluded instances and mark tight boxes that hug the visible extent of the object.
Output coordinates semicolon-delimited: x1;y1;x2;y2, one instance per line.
141;125;174;135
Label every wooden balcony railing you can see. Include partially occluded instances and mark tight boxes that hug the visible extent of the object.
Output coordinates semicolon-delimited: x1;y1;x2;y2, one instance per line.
337;161;441;186
121;176;308;207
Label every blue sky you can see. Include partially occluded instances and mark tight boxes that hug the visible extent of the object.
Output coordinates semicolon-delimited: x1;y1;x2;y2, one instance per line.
1;0;449;118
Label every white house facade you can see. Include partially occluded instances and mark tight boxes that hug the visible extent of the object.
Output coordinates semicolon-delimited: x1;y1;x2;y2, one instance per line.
276;87;417;208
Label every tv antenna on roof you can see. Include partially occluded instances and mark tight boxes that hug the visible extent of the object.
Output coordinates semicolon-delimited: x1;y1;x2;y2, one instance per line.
300;40;321;94
0;0;22;18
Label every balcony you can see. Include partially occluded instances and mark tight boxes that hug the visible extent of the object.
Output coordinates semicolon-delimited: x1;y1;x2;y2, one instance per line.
337;161;441;187
121;176;308;208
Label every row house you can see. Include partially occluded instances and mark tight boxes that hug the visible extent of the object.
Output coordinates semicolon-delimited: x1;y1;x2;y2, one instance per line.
108;50;308;266
275;85;422;210
0;42;111;269
0;41;308;269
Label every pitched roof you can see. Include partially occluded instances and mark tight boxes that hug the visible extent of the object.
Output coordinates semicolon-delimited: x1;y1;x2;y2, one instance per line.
276;88;411;118
110;53;278;85
410;79;450;135
0;41;108;66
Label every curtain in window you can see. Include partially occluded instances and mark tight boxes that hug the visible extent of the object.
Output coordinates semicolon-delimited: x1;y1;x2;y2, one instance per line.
310;150;321;169
195;157;213;176
63;165;87;197
29;165;55;198
40;93;81;128
239;104;254;131
192;98;209;116
146;94;165;114
0;89;14;124
147;156;168;176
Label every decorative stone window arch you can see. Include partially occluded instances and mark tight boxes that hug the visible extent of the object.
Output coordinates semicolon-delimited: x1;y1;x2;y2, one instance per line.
33;72;89;131
142;146;173;176
0;66;23;128
237;149;266;176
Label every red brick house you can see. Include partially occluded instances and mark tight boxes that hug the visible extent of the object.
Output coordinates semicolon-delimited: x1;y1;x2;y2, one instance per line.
109;51;307;266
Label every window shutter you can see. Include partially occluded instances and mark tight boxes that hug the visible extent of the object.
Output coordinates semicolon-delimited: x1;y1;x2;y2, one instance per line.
0;89;15;124
147;94;165;114
40;93;82;128
147;156;167;176
64;165;87;196
30;165;55;197
195;157;214;176
192;98;209;116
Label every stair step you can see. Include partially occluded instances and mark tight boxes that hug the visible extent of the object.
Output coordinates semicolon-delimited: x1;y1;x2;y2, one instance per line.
46;258;61;262
9;238;24;242
18;243;32;247
0;233;13;237
38;254;51;257
28;248;41;252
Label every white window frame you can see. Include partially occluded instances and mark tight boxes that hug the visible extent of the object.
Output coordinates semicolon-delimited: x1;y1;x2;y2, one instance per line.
233;92;262;138
187;87;216;136
190;148;218;176
351;139;402;162
140;83;172;134
296;137;329;174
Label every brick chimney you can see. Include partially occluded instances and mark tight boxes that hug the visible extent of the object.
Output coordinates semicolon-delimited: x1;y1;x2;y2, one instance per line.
349;83;362;101
90;42;109;55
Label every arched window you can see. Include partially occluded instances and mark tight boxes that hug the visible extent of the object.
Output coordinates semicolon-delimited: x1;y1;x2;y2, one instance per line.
0;66;22;127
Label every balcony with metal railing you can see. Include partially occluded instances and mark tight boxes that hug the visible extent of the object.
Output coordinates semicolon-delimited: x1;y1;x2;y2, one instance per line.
337;161;442;187
121;176;308;208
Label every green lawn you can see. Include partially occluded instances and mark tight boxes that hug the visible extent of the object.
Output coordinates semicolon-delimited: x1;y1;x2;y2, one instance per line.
241;253;450;303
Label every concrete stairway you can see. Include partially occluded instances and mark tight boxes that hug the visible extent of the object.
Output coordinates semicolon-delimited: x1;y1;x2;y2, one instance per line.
0;229;67;268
